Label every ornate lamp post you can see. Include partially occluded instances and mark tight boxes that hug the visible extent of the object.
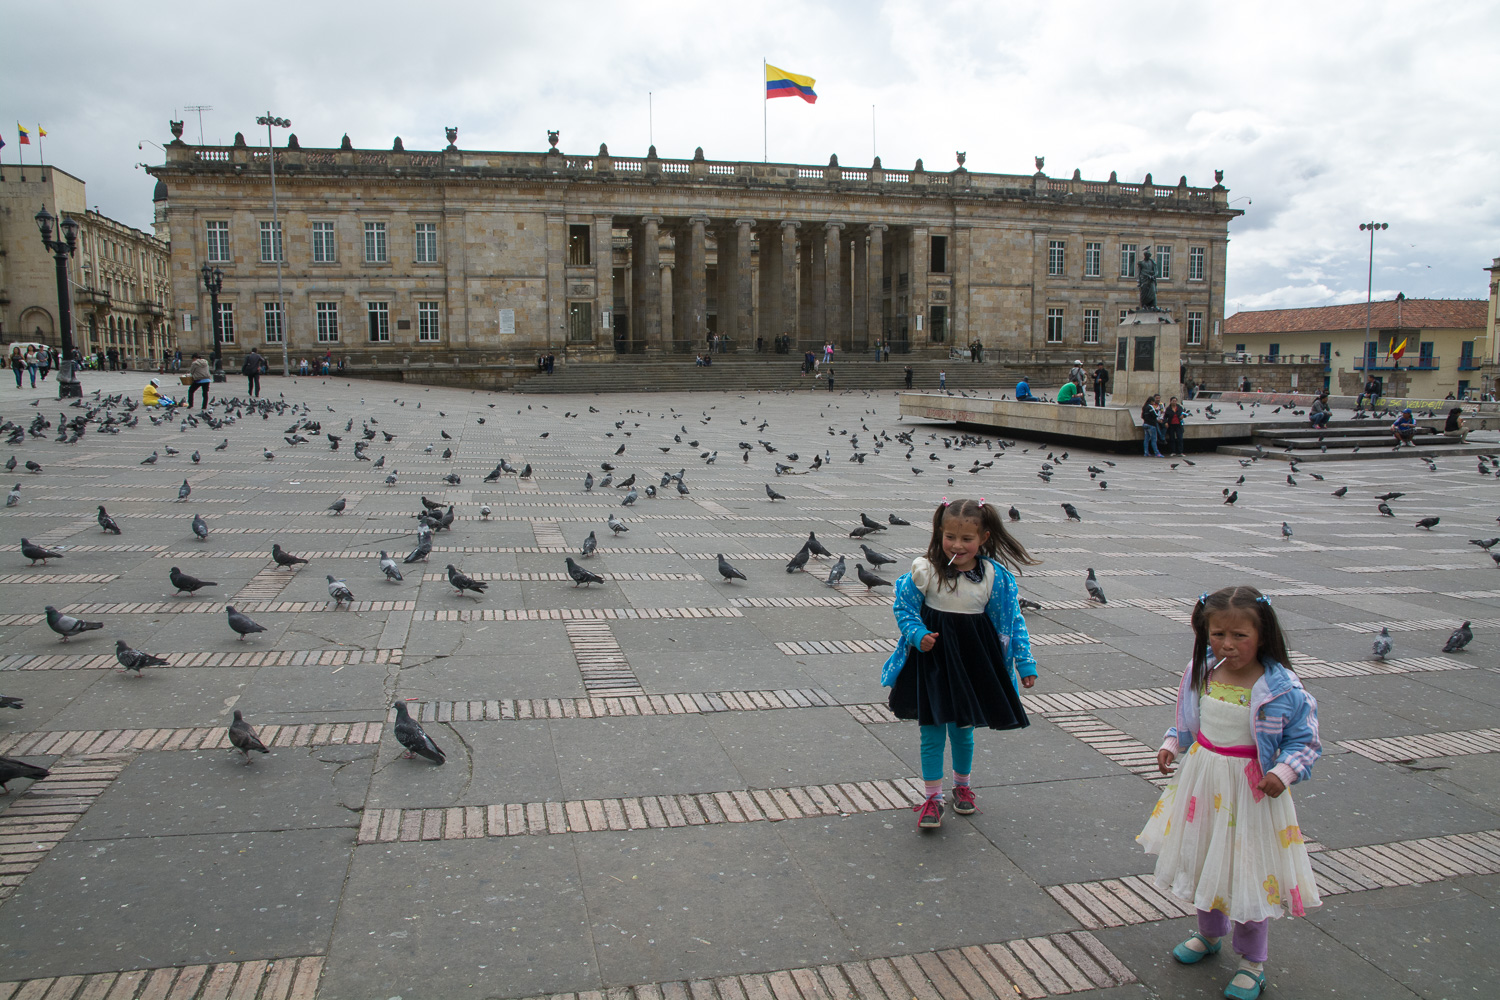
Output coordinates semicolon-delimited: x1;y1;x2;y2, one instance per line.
200;263;224;370
256;114;292;376
1359;222;1388;378
34;205;81;395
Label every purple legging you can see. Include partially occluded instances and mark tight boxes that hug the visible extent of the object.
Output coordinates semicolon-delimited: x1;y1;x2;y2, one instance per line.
1198;908;1268;963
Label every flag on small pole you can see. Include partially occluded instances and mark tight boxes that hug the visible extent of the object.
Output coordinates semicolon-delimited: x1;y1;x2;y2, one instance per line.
36;126;46;163
15;124;26;170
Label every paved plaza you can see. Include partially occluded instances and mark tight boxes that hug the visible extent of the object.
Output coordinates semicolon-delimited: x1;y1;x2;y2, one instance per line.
0;372;1496;1000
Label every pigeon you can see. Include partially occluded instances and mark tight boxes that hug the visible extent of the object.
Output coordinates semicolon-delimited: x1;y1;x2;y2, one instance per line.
228;710;270;763
860;513;887;531
169;566;217;595
1008;506;1021;522
1415;517;1440;530
24;461;41;474
96;506;121;534
0;695;19;710
115;639;169;677
519;464;532;478
190;513;210;542
1371;627;1392;660
392;701;445;764
616;474;636;489
1224;491;1238;505
806;532;834;558
1018;597;1042;611
584;472;594;491
825;555;847;587
581;531;598;558
621;490;638;506
226;605;267;640
4;485;17;507
443;473;461;486
1332;487;1348;498
856;563;892;589
403;533;432;563
140;451;158;465
1377;502;1394;517
716;554;748;583
21;539;64;565
421;496;445;512
848;525;880;538
385;470;399;487
888;514;911;526
327;575;355;606
378;551;403;583
1084;568;1107;603
765;483;786;501
177;479;191;501
1286;475;1297;487
1468;538;1500;551
1061;503;1081;521
271;544;309;571
1442;621;1473;653
565;556;605;587
607;514;629;535
479;505;491;519
1376;492;1405;502
44;606;103;642
446;564;488;597
2;457;12;472
859;544;898;568
785;544;811;574
0;757;49;793
327;498;347;515
1282;522;1293;540
215;439;228;451
191;451;200;463
598;474;614;489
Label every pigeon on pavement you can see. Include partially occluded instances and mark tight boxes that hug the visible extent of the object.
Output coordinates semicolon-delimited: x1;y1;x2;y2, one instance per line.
1377;502;1395;517
1468;538;1499;551
170;566;216;595
271;544;309;571
446;564;488;597
1332;487;1348;498
96;506;121;534
0;757;49;793
21;539;63;565
327;575;355;606
859;513;887;531
115;639;169;677
403;531;432;564
805;532;834;558
393;701;445;764
856;563;892;589
1224;491;1238;505
765;483;786;500
1415;517;1440;530
226;605;267;640
581;531;598;558
1085;568;1107;604
826;555;847;587
45;606;103;642
888;514;911;526
785;544;811;573
1282;522;1294;540
192;514;209;541
607;514;629;535
1061;503;1082;521
1372;627;1393;660
327;498;346;515
0;696;21;710
1008;506;1021;522
177;479;191;501
716;554;748;583
565;557;604;587
228;710;270;763
5;485;17;507
1442;621;1473;653
379;551;403;582
859;543;897;568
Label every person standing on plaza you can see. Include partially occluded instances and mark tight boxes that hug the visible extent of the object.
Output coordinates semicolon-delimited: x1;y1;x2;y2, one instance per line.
242;347;266;398
186;352;212;409
37;347;50;381
1139;587;1321;1000
9;347;22;389
1069;360;1088;401
904;365;913;389
939;370;947;390
883;498;1039;830
1163;396;1186;455
1093;363;1110;406
883;342;891;362
1142;394;1165;457
23;348;38;388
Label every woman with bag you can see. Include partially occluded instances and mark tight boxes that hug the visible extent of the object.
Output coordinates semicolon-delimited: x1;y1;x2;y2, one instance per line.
186;353;212;409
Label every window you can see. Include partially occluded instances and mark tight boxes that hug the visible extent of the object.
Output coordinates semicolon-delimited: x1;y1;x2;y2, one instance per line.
1460;340;1476;369
259;221;283;263
415;223;439;264
1187;311;1204;347
1120;309;1129;324
929;305;947;343
1046;308;1064;343
364;221;387;263
417;301;441;342
930;235;947;274
316;302;340;342
1418;341;1434;367
567;225;591;266
1188;246;1205;281
263;302;284;343
568;302;593;343
312;222;336;263
1119;243;1137;278
1268;343;1280;357
1083;309;1100;345
206;221;230;262
1318;341;1332;361
1084;241;1101;277
215;302;235;344
1155;245;1172;280
1048;240;1065;276
367;301;390;342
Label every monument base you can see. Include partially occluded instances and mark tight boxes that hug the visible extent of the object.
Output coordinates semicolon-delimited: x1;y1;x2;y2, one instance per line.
1112;310;1182;406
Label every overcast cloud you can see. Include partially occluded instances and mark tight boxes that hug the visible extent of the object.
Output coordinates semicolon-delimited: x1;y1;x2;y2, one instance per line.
6;1;1496;315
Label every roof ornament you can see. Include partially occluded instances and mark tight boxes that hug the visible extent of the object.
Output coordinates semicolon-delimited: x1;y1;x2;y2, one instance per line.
1034;155;1044;172
445;127;458;151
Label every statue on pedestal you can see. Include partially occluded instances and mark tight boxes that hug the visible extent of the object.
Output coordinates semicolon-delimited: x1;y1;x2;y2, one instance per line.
1137;248;1159;310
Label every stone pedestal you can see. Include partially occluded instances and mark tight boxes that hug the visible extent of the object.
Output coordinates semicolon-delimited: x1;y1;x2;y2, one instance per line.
1112;309;1182;406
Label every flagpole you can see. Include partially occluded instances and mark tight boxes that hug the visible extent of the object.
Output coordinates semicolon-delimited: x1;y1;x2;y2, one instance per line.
763;59;768;163
36;127;43;165
872;105;876;160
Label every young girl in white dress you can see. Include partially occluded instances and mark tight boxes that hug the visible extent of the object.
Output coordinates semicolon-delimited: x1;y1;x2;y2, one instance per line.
1138;586;1322;1000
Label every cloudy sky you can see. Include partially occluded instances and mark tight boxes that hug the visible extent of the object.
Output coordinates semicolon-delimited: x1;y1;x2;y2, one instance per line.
6;1;1496;315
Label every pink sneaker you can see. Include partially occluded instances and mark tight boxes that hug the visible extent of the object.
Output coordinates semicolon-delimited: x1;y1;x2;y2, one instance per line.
952;785;976;815
915;794;943;829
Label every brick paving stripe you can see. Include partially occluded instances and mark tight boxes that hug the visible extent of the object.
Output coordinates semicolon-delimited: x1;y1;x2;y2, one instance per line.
0;956;324;1000
0;755;130;904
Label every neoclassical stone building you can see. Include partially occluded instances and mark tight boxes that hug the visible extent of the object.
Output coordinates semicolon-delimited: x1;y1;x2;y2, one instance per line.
148;128;1238;364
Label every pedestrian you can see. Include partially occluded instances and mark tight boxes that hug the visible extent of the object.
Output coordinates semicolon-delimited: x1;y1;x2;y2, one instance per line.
756;336;763;353
826;366;835;392
883;342;890;362
904;365;913;389
939;370;947;390
173;349;182;372
24;348;38;388
242;347;266;398
1163;396;1186;454
882;498;1040;830
1142;394;1165;457
37;347;50;381
1239;374;1252;393
186;352;212;409
1185;375;1198;401
1138;587;1322;1000
9;347;22;389
1093;363;1110;406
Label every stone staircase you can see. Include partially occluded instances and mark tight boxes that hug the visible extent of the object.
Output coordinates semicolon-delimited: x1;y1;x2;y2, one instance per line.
1218;418;1497;462
511;356;1025;394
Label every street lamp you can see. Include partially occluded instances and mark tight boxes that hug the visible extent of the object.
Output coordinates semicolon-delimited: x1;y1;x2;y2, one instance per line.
200;263;224;370
256;114;292;376
34;205;81;397
1359;222;1388;383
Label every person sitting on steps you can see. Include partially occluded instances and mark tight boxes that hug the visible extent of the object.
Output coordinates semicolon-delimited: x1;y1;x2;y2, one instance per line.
1014;378;1036;402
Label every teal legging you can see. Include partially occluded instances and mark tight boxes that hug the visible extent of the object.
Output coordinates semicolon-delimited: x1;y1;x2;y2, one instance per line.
920;723;974;781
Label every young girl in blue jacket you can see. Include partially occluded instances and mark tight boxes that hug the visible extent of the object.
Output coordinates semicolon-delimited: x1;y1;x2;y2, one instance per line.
882;498;1039;830
1137;586;1322;1000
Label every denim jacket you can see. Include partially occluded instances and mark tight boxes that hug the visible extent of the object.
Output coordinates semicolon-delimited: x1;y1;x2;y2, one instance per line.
880;557;1037;688
1162;655;1322;787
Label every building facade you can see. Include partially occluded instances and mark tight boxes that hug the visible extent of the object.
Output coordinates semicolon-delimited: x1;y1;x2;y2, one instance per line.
0;165;172;365
1223;296;1492;400
147;129;1239;366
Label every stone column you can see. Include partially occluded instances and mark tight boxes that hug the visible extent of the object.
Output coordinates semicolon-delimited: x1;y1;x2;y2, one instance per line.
630;215;663;352
824;222;845;352
866;224;886;352
731;218;756;347
952;225;971;355
798;230;815;349
851;229;868;354
909;226;929;349
545;212;567;351
660;263;673;349
808;229;827;348
674;216;707;351
593;214;613;350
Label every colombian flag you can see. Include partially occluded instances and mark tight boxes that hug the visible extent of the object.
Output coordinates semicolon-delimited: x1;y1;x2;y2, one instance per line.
766;64;817;103
16;124;30;144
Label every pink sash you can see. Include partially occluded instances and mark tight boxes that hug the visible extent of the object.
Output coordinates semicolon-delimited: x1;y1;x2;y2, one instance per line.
1195;730;1266;802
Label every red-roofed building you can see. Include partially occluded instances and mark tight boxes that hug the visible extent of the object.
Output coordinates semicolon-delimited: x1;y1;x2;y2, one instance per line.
1224;295;1491;399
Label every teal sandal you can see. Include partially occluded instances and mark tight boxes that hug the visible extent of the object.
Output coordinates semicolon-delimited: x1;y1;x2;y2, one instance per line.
1223;968;1265;1000
1171;932;1222;965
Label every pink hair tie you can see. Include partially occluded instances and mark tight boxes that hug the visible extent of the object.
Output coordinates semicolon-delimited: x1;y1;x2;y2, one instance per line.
978;498;986;507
